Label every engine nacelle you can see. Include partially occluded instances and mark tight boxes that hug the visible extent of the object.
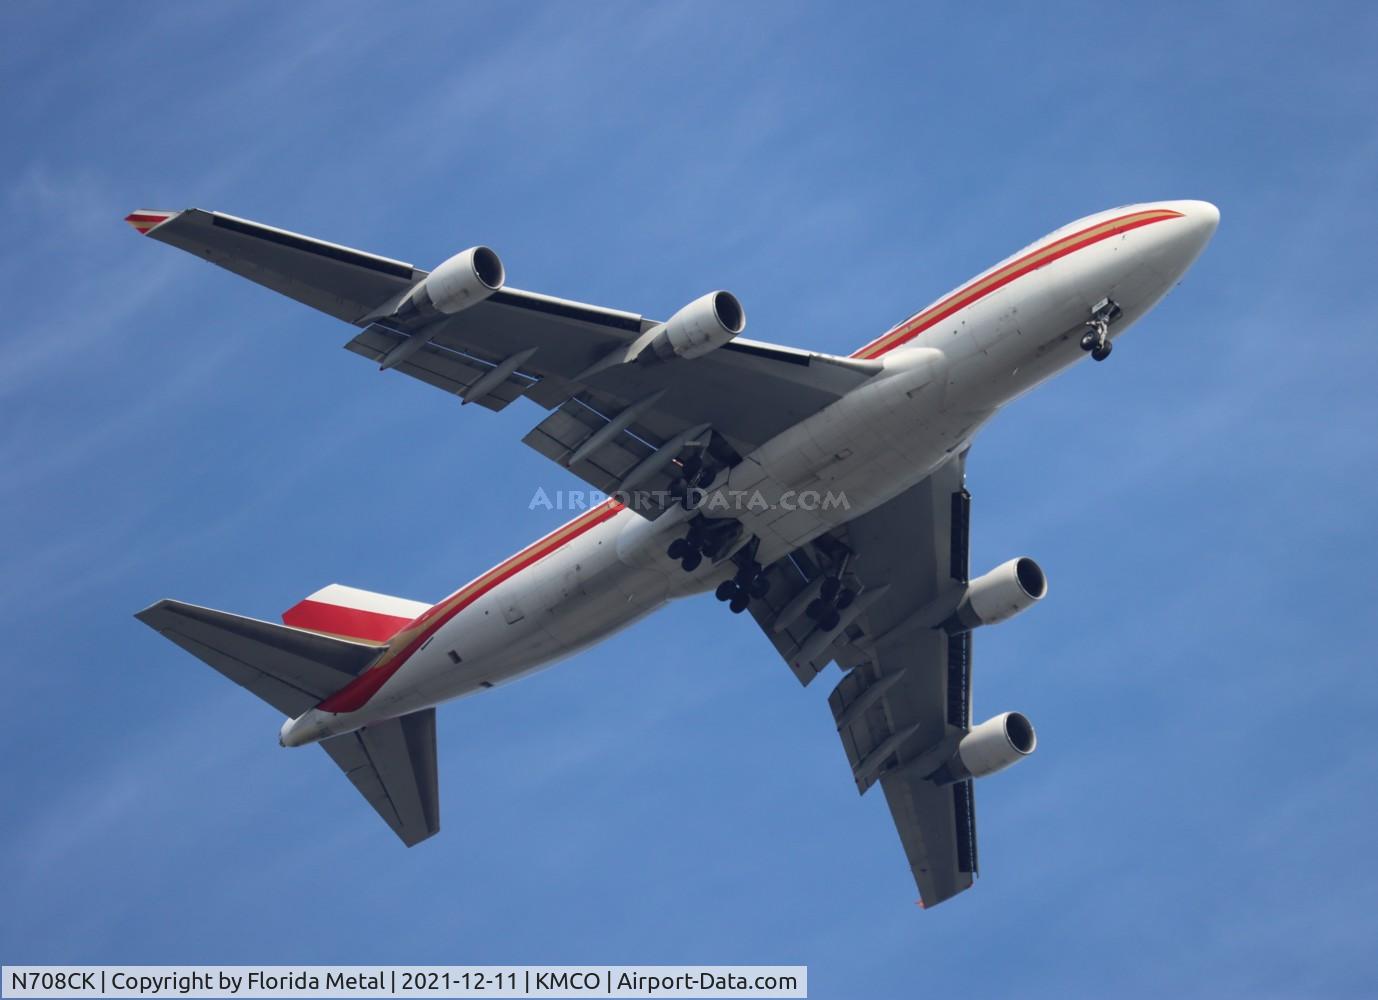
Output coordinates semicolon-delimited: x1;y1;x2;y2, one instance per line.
642;291;745;361
933;712;1037;783
943;556;1047;633
407;245;505;315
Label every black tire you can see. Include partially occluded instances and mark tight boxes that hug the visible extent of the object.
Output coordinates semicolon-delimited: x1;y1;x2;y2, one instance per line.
807;598;828;621
729;594;750;614
1080;332;1097;351
667;538;687;559
681;550;703;572
750;575;770;598
1091;343;1112;362
820;577;841;601
715;580;739;602
819;609;841;631
835;588;856;610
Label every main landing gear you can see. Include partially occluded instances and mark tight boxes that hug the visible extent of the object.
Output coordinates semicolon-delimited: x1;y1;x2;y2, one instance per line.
664;522;765;614
805;574;857;632
713;539;770;615
1080;297;1122;363
666;516;741;574
668;451;721;510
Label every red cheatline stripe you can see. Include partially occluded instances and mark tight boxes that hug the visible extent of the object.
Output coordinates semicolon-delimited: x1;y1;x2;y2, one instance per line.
850;209;1183;360
318;498;625;714
282;600;415;643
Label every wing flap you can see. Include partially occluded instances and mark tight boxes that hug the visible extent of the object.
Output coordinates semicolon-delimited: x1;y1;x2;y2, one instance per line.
320;708;439;846
521;397;659;495
345;325;535;412
744;553;850;685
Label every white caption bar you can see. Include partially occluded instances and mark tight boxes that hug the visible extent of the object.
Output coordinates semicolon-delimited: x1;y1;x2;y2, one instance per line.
1;967;807;999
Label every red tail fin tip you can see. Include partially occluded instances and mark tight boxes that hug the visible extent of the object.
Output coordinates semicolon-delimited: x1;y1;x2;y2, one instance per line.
282;584;431;644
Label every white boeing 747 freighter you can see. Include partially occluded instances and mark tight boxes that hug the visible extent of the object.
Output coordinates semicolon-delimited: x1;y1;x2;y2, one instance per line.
132;200;1218;907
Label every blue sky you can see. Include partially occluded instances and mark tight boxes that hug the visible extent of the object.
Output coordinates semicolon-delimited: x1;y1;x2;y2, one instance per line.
2;2;1376;996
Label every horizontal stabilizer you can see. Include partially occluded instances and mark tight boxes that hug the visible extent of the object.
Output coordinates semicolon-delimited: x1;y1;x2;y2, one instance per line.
282;583;430;644
135;599;382;717
321;708;440;847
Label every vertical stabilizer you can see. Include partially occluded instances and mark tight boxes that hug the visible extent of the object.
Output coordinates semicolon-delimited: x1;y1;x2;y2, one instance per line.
282;584;430;644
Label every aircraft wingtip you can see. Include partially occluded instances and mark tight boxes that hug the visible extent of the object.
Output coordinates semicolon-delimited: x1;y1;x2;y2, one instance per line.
124;210;176;235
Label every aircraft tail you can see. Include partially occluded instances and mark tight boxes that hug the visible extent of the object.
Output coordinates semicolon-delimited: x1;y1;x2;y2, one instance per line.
135;599;381;718
136;598;442;846
281;583;430;644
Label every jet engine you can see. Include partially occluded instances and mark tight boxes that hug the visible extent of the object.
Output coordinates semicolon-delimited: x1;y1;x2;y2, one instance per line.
405;246;505;316
641;291;746;361
931;712;1037;783
942;556;1047;633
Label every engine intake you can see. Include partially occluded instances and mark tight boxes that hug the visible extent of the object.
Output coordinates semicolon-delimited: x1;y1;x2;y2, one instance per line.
943;556;1046;633
405;245;505;316
641;291;746;361
932;712;1037;783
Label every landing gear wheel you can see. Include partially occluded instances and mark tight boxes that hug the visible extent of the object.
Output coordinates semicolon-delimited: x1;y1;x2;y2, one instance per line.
1091;342;1113;362
806;598;829;621
680;550;703;572
667;538;688;559
819;608;841;631
1080;331;1098;352
729;593;750;614
715;580;739;602
835;588;856;610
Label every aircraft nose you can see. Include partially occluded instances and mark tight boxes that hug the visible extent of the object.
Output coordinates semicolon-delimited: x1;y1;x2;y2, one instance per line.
1148;200;1220;277
1182;199;1220;242
1170;200;1219;255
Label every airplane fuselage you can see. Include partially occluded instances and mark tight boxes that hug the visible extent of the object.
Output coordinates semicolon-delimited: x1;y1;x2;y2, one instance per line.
280;201;1218;747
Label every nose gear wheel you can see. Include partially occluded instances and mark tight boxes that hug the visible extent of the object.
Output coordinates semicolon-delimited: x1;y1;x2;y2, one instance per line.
1080;297;1121;362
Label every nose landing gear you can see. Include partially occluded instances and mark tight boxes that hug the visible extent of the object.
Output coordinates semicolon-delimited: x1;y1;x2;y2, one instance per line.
1080;297;1122;363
